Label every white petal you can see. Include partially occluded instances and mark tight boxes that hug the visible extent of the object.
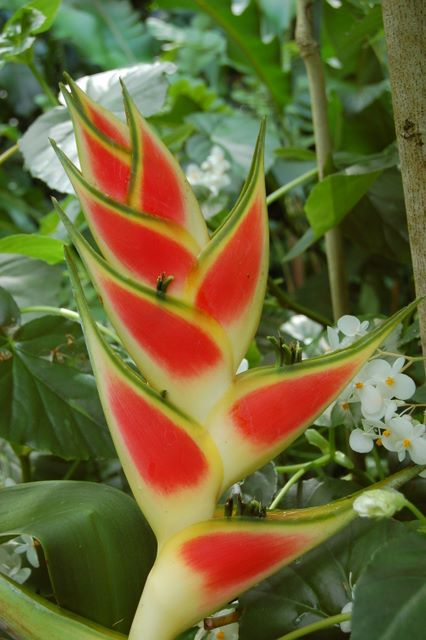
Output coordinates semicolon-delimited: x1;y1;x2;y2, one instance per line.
392;374;416;400
236;358;249;375
349;429;374;453
337;315;360;337
363;358;390;380
327;327;340;350
360;385;384;414
391;357;406;374
409;438;426;465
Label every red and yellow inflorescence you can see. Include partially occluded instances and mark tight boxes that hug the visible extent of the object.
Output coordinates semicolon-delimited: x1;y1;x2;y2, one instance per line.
53;78;416;640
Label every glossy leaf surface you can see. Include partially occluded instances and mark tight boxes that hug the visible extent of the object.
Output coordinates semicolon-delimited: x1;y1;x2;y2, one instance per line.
0;481;156;633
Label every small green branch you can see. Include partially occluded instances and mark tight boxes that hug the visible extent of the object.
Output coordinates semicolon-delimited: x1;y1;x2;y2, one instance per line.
27;61;59;107
270;468;306;509
0;143;20;167
63;460;80;481
403;499;426;524
266;167;318;206
20;306;119;343
276;453;330;474
275;612;351;640
268;277;332;326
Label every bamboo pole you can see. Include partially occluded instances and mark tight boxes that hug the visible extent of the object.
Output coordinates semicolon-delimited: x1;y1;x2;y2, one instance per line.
381;1;426;370
295;0;349;321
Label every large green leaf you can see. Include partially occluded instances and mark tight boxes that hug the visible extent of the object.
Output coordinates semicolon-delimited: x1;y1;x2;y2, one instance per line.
0;286;20;334
53;0;155;69
0;481;156;633
156;0;286;109
351;531;426;640
0;315;115;460
0;574;126;640
239;478;408;640
0;255;63;310
0;234;64;264
305;170;381;238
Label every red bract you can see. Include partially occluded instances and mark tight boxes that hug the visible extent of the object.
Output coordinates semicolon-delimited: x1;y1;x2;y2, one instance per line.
54;79;418;640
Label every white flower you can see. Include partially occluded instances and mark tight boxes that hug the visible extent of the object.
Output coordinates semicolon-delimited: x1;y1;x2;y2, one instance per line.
340;601;353;634
380;415;426;464
186;146;231;197
353;489;406;518
327;315;369;350
349;427;377;453
13;535;39;568
362;357;416;401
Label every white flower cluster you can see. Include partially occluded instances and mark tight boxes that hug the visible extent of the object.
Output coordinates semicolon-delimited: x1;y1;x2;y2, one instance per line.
0;534;39;585
322;316;425;465
186;146;231;197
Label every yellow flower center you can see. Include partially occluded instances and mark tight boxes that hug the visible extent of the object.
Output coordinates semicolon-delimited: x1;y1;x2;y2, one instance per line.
216;632;225;639
403;438;411;448
386;376;395;386
376;438;383;446
355;382;364;390
383;429;391;437
341;401;350;411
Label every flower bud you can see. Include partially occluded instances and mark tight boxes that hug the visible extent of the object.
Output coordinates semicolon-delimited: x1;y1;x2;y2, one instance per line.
353;489;406;519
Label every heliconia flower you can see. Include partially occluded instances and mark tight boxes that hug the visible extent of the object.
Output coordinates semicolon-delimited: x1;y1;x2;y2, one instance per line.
53;78;421;640
130;500;355;640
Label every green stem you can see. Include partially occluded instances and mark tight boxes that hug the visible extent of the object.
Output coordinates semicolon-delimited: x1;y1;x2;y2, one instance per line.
404;499;426;524
270;468;306;509
20;306;119;343
372;448;385;480
19;453;31;483
275;612;351;640
0;143;19;166
27;61;59;107
266;167;318;206
63;460;80;481
276;453;330;474
268;277;332;326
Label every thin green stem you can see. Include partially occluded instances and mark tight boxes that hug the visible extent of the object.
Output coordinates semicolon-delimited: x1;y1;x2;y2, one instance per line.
266;167;318;206
372;448;385;480
276;453;330;474
268;277;332;326
275;612;351;640
63;460;80;481
270;468;306;509
404;499;426;524
0;143;19;167
27;61;59;107
20;306;119;343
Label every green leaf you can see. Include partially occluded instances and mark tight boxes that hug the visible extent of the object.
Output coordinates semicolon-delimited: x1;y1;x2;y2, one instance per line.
0;0;60;64
0;255;62;310
242;462;278;507
0;286;20;334
351;531;426;640
0;574;126;640
53;0;154;69
0;315;115;460
239;478;408;640
156;0;286;108
305;171;381;238
0;234;64;264
0;481;156;633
